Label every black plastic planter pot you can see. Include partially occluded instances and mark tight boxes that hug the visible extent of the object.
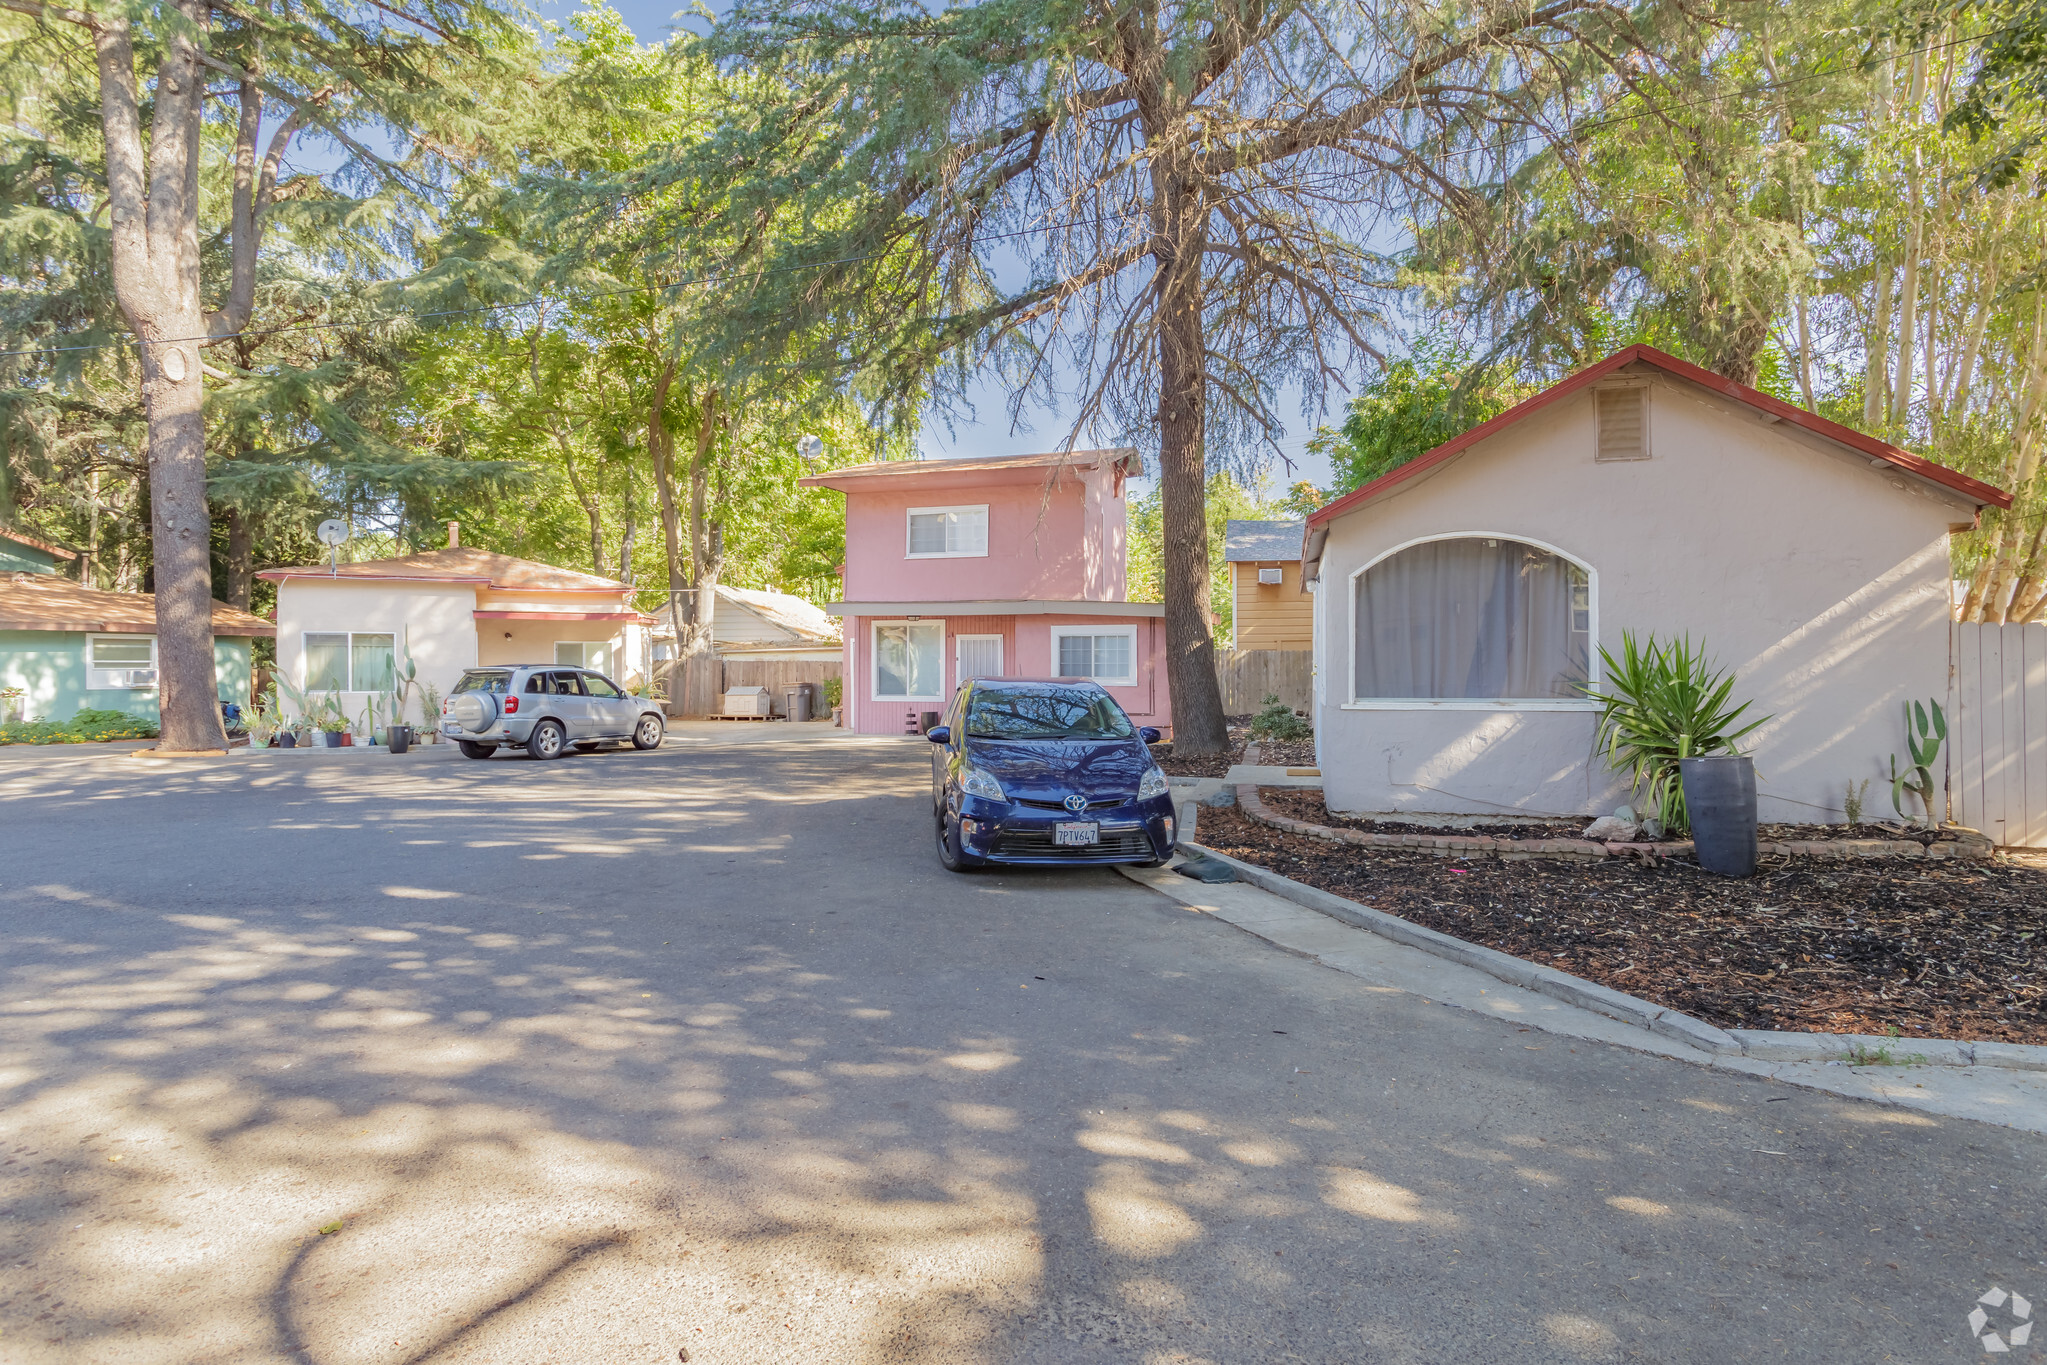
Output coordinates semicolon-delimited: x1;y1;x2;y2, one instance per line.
388;726;412;755
1680;755;1758;877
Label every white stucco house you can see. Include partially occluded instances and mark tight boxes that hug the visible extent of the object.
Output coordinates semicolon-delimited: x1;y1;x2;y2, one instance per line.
1301;344;2009;824
261;533;652;727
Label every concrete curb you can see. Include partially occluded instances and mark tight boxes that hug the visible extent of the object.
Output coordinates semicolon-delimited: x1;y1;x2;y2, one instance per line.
1232;784;1996;863
1177;839;2047;1074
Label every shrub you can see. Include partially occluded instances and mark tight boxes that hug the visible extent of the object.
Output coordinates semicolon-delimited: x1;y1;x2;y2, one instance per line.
823;675;844;708
1248;693;1311;742
1582;633;1768;836
0;708;161;745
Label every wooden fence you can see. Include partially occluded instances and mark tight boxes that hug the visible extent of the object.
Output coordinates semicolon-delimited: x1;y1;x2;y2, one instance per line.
1950;622;2047;847
1217;649;1313;714
663;653;842;718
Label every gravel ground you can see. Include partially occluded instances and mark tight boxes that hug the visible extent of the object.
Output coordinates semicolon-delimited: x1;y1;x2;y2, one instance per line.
1198;802;2047;1045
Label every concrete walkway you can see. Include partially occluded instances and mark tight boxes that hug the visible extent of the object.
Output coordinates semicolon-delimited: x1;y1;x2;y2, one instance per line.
1123;859;2047;1136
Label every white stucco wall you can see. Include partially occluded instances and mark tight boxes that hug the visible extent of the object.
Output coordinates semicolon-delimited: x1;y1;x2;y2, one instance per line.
1312;367;1980;823
273;580;478;726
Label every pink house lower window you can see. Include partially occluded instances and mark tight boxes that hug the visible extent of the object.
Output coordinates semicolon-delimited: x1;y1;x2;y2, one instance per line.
874;621;944;699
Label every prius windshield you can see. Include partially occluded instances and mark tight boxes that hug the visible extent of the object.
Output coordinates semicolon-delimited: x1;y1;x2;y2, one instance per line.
966;687;1133;741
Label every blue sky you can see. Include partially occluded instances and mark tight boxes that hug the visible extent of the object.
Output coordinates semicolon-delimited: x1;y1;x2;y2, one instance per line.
532;1;1346;495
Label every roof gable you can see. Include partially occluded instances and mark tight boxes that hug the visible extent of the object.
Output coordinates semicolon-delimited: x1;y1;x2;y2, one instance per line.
798;448;1141;492
1306;345;2010;534
1224;519;1305;562
257;547;630;594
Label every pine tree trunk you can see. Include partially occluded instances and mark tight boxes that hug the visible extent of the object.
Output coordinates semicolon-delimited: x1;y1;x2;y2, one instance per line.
92;5;223;752
223;504;255;610
1153;180;1229;754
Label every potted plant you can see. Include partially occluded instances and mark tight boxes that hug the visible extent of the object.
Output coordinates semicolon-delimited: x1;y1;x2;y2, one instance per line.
317;693;349;747
824;675;844;726
246;690;280;749
419;681;443;742
1584;632;1768;877
0;686;24;726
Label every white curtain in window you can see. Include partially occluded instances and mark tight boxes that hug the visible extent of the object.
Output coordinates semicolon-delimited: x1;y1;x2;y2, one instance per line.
1354;538;1588;699
304;634;349;692
875;622;943;698
351;634;396;692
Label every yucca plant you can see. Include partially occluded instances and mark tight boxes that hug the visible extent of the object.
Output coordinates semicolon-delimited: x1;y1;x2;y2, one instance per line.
1581;632;1770;836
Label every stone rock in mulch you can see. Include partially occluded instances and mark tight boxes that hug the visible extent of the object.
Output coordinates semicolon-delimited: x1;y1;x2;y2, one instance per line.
1582;815;1641;842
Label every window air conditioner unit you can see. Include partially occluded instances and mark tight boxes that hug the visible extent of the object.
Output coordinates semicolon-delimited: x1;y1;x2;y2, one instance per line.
123;668;158;688
1257;567;1284;585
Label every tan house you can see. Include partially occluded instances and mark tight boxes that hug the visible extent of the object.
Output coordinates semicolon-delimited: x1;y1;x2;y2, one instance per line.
260;534;651;726
1224;519;1312;651
1301;344;2009;822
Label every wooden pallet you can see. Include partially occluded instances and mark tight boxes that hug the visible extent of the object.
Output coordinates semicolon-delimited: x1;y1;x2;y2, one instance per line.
709;713;774;722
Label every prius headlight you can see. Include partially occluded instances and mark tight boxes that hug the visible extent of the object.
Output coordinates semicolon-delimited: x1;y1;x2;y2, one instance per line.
961;766;1007;801
1137;766;1170;801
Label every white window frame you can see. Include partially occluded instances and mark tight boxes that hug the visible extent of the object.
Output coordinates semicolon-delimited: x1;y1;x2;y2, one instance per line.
1342;532;1599;712
871;619;945;702
904;504;989;559
85;633;157;690
954;633;1004;683
300;630;396;693
1050;624;1139;688
555;640;611;672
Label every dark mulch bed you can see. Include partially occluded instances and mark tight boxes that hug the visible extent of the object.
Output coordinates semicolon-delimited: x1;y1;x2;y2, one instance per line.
1195;803;2047;1044
1248;736;1318;768
1260;788;1962;846
1150;716;1253;778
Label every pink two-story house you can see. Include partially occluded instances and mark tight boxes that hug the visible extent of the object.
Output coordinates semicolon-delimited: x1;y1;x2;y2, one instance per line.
800;449;1172;736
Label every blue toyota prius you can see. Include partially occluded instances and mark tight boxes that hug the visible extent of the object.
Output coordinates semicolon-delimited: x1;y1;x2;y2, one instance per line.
927;678;1177;870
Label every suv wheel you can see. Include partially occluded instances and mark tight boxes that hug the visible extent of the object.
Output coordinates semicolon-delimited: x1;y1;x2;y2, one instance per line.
528;719;567;760
457;740;495;760
632;714;664;750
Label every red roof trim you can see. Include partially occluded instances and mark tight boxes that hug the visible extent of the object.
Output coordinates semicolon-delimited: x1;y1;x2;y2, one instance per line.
0;525;79;560
255;569;627;594
473;610;650;622
1306;344;2011;529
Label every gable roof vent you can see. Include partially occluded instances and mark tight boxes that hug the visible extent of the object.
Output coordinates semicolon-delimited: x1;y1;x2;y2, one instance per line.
1595;384;1650;462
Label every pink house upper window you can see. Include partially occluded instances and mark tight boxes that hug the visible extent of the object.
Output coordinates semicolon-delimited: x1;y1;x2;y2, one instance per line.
906;505;988;558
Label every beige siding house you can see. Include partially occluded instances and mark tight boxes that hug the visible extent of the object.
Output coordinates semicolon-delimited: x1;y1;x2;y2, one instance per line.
261;536;651;726
1225;519;1313;651
1301;345;2008;823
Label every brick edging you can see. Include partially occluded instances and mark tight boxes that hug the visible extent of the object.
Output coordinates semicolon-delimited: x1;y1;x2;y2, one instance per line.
1232;785;1994;863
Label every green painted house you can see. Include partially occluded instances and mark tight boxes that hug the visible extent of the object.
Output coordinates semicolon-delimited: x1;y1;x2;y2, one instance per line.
1;527;273;723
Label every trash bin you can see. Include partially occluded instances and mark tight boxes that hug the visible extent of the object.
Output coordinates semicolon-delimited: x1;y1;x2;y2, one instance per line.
920;710;941;735
784;686;811;723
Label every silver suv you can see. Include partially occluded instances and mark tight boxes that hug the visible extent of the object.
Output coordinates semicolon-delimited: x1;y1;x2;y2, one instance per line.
440;665;666;760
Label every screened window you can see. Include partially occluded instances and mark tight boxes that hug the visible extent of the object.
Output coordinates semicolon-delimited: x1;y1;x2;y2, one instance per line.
1052;626;1137;686
303;631;395;691
906;505;988;557
556;640;610;674
1353;538;1590;701
874;621;944;699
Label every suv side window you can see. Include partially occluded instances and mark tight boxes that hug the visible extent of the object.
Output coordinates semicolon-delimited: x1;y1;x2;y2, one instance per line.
548;671;586;696
523;673;545;693
583;674;623;699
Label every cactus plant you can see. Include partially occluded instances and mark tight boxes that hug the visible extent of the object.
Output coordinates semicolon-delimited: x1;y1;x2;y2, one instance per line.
1888;698;1947;825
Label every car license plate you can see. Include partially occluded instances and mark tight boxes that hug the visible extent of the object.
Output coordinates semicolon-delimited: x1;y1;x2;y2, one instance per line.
1055;822;1099;846
442;720;462;735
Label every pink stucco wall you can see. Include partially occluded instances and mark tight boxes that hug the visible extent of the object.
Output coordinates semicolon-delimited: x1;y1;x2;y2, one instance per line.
841;463;1128;602
843;613;1170;736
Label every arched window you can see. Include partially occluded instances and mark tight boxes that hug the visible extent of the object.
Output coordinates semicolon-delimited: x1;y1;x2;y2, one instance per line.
1352;537;1591;702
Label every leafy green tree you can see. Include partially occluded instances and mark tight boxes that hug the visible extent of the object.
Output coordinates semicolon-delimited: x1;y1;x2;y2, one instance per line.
1309;341;1532;495
0;0;534;748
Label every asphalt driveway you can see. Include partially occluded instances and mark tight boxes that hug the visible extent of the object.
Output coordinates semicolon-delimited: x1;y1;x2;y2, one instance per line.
0;729;2040;1363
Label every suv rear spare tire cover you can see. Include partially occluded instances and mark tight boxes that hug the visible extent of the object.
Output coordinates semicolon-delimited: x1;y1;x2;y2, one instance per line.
448;692;500;734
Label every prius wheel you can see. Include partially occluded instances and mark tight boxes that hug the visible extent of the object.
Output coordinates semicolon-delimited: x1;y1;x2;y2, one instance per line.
528;719;566;760
936;810;974;873
632;714;664;750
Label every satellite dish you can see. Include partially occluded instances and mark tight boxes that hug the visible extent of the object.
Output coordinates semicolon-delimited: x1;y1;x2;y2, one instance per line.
316;519;351;547
797;434;823;467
